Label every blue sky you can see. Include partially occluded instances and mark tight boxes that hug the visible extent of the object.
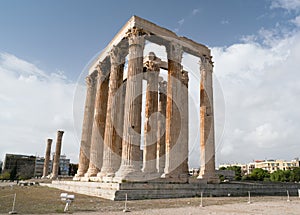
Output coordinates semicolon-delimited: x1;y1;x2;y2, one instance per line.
1;0;300;167
0;0;296;80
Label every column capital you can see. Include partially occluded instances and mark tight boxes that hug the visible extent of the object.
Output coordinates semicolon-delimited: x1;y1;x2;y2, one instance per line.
200;55;213;72
126;27;145;48
181;70;189;86
110;45;127;66
159;81;167;94
166;41;183;62
86;73;98;87
143;52;161;72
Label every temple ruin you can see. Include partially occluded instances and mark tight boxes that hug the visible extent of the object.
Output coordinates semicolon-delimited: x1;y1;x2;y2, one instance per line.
47;16;218;200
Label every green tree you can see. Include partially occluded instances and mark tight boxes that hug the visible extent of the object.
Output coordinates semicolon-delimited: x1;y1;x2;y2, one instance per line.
248;168;270;181
226;166;242;181
291;167;300;182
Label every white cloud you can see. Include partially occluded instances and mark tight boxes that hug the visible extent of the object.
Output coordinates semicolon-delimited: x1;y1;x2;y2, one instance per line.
0;53;81;162
212;28;300;164
192;9;199;15
221;19;229;25
271;0;300;11
178;18;185;26
291;15;300;26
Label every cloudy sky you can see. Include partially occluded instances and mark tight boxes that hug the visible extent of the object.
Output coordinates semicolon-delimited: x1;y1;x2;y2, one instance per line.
1;0;300;167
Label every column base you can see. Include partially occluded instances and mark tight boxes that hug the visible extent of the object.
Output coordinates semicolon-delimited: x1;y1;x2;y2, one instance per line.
113;165;144;183
41;175;50;179
161;173;189;183
73;175;81;181
84;167;99;178
197;173;220;184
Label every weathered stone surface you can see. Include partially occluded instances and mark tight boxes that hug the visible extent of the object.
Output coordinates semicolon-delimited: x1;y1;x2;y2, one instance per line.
42;138;52;179
163;42;187;181
74;72;98;179
51;130;64;179
75;16;218;186
85;62;109;178
98;45;127;179
114;27;145;182
157;81;167;174
178;70;189;177
44;180;300;201
198;56;218;182
142;53;160;177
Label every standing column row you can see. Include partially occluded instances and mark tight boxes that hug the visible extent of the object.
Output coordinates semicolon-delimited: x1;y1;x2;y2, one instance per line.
99;46;127;180
114;27;145;182
74;72;98;179
85;63;110;178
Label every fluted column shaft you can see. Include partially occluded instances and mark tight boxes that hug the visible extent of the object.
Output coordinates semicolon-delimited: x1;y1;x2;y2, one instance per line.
99;46;126;178
42;138;52;178
157;81;167;174
179;71;189;176
114;27;145;181
51;130;64;179
75;72;98;178
198;56;216;180
85;63;109;177
163;42;184;179
142;58;159;174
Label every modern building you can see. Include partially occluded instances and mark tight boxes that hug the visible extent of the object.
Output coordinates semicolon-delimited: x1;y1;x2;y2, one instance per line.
2;154;36;179
0;161;3;173
219;158;300;175
50;154;70;176
2;153;71;179
254;159;299;173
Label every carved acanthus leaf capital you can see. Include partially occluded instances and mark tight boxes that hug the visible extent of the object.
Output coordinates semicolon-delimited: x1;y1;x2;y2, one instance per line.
159;81;167;94
110;45;127;65
181;70;189;86
200;55;213;73
126;27;145;47
86;72;98;87
166;42;183;63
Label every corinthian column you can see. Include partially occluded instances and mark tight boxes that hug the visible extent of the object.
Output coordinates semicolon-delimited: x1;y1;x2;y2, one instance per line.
51;130;64;179
197;56;218;183
114;27;145;182
85;62;110;178
157;81;167;174
179;70;189;177
162;42;186;181
42;138;52;178
98;45;127;180
142;52;160;176
74;72;98;180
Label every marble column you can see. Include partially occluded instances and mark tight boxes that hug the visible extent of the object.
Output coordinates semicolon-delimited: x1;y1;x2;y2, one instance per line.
42;138;52;178
51;130;64;179
74;72;98;179
142;53;160;175
114;27;145;182
85;62;110;178
162;42;185;180
179;70;189;177
197;56;218;182
157;81;167;174
98;46;126;179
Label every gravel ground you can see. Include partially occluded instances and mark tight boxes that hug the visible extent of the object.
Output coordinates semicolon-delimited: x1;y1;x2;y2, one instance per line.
52;199;300;215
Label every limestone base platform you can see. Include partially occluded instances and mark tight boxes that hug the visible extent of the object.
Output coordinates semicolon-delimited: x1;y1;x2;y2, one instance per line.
41;180;300;201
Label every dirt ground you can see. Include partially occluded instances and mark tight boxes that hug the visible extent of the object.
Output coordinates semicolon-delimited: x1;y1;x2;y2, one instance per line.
1;182;300;214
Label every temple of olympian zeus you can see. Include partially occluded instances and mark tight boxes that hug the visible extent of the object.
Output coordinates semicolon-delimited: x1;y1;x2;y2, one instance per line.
74;16;218;184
